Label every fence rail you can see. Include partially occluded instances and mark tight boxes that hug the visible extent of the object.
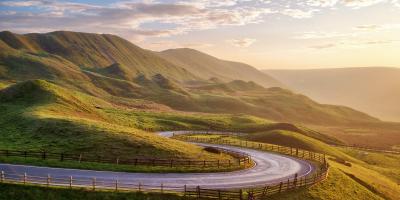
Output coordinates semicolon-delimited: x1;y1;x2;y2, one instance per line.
178;134;329;199
0;148;250;168
0;131;330;199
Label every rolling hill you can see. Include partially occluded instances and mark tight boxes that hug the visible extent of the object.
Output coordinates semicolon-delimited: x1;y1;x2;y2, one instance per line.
264;67;400;121
0;30;379;125
158;48;283;88
0;30;196;82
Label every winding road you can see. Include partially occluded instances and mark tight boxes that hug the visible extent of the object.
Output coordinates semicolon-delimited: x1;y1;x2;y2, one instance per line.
0;131;315;190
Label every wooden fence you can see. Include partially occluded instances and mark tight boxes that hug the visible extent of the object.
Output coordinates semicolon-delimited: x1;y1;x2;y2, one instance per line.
180;135;330;199
0;132;330;199
178;136;328;165
0;148;250;168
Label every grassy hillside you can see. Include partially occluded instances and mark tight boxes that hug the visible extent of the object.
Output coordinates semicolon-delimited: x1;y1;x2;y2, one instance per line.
159;48;283;88
245;130;343;154
310;123;400;151
0;30;380;126
270;167;383;200
265;67;400;121
0;31;196;82
0;80;226;160
0;183;182;200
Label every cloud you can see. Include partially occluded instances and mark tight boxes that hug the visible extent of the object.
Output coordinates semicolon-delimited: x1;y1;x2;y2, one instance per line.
226;38;257;47
293;31;356;39
0;0;275;42
306;0;339;7
305;0;392;8
355;24;381;31
309;39;399;50
143;40;213;50
309;43;336;49
280;9;317;18
1;0;399;46
342;0;386;8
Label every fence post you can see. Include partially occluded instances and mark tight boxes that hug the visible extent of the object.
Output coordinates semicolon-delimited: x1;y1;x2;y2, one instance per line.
116;157;119;165
42;151;46;160
79;154;82;163
70;176;73;189
170;159;173;168
115;179;118;191
313;174;317;183
262;186;268;197
47;174;50;187
203;160;206;167
286;178;290;191
196;186;201;199
184;185;187;197
23;172;27;184
139;182;142;192
161;183;163;193
1;171;4;183
5;150;9;157
60;153;64;162
24;151;27;158
239;189;243;200
296;148;298;156
218;190;221;200
305;175;307;186
279;182;283;193
92;177;96;191
294;173;298;188
217;160;220;168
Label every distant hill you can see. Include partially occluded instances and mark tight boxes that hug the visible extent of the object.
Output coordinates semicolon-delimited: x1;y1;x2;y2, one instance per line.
0;30;379;125
0;31;196;82
264;67;400;121
158;48;283;88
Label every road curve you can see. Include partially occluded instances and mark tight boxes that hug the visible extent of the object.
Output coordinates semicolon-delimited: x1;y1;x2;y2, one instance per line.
0;132;315;190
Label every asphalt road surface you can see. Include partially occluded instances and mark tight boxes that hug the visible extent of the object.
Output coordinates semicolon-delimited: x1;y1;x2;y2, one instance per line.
0;132;314;190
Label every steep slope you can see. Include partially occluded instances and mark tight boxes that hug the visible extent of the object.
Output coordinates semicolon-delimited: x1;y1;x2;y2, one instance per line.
0;31;197;82
264;67;400;121
159;48;283;88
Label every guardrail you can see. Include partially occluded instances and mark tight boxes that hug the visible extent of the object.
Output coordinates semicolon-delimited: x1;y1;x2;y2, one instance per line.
0;148;250;168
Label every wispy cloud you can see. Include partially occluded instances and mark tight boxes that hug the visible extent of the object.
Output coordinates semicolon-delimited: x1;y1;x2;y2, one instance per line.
0;0;399;44
226;38;257;47
309;39;399;50
309;43;336;49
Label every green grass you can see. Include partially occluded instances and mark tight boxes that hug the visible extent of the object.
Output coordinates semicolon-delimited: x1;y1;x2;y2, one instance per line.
339;148;400;183
0;156;244;173
244;130;350;159
176;133;400;200
0;30;380;126
176;132;353;162
0;80;235;161
269;167;383;200
0;183;182;200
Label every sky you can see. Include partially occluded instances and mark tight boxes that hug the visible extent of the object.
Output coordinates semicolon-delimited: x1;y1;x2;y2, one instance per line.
1;0;400;69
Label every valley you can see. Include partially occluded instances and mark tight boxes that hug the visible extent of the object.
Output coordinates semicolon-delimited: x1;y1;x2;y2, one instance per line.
0;30;399;200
